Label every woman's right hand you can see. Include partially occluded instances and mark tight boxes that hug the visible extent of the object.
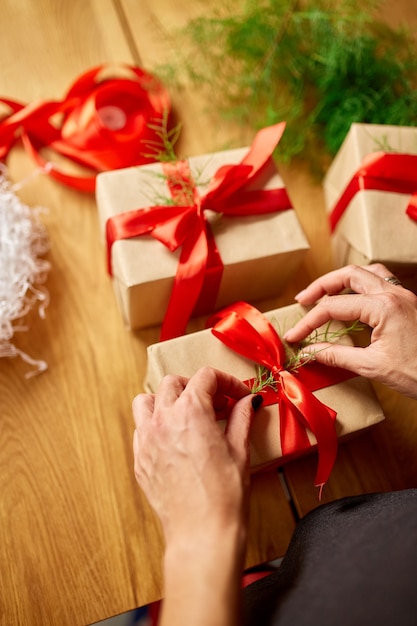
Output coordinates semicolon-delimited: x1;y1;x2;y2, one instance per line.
284;264;417;399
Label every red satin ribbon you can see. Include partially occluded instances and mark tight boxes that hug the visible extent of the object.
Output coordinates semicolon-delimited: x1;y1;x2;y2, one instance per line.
0;64;170;192
330;151;417;232
209;301;355;493
106;123;293;340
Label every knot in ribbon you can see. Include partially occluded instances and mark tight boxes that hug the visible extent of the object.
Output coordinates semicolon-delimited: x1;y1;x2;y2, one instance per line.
330;151;417;232
0;64;170;192
208;301;353;495
106;123;293;340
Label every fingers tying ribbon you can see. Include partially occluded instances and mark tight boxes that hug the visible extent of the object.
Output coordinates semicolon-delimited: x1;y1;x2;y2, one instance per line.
209;301;355;495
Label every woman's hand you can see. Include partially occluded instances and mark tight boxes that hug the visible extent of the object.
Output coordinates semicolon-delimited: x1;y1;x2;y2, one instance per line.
132;366;257;549
284;264;417;399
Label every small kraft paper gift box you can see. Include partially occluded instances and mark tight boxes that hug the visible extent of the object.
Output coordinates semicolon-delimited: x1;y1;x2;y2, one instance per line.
144;301;385;492
96;123;309;340
324;122;417;291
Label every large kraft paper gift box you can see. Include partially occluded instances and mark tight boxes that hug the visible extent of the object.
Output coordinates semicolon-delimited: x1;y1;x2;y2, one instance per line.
324;122;417;291
96;124;309;336
144;302;385;487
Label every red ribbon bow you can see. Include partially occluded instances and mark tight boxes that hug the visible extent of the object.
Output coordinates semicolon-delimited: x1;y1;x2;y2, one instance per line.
330;151;417;232
106;123;293;340
209;301;356;494
0;64;170;192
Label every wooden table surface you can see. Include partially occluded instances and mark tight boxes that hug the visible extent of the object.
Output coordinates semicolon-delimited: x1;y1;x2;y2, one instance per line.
1;1;417;625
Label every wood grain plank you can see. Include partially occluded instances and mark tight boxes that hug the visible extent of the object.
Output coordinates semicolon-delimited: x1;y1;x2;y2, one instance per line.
0;1;156;624
246;471;295;568
1;0;133;99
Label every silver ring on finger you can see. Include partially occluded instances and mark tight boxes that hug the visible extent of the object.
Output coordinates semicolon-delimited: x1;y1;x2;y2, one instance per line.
384;275;402;286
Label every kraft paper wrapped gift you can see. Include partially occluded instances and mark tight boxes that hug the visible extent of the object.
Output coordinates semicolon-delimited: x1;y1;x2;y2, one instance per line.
324;123;417;290
144;302;385;482
96;126;309;335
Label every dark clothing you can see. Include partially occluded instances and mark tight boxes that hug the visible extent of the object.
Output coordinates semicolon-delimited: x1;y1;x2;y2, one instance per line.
243;489;417;626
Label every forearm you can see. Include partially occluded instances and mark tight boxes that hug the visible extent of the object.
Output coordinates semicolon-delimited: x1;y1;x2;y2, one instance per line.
160;525;246;626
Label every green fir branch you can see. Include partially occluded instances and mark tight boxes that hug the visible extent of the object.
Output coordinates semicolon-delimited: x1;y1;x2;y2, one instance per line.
139;112;215;207
141;110;182;163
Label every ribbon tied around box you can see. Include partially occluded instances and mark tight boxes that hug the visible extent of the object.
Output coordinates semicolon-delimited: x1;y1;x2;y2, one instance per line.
106;123;293;340
330;151;417;231
0;64;170;192
209;301;355;495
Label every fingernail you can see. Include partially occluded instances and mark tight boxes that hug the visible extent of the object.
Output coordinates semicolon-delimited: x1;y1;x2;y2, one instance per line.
251;394;264;410
294;289;306;301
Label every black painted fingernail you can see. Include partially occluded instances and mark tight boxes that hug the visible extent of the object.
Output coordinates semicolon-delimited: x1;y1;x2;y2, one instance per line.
251;394;264;410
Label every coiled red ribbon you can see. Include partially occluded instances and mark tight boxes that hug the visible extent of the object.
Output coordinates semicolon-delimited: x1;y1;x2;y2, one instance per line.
106;123;293;340
330;151;417;232
209;301;355;494
0;64;170;192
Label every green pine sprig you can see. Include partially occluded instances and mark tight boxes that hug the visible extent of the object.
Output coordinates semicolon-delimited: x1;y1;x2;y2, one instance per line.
141;110;182;163
139;113;214;207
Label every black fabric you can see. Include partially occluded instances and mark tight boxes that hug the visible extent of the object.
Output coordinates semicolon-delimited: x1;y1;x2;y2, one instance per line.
242;489;417;626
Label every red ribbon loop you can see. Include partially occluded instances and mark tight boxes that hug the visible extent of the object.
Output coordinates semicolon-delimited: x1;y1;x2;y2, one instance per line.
209;301;355;492
106;123;293;340
0;64;170;192
330;152;417;232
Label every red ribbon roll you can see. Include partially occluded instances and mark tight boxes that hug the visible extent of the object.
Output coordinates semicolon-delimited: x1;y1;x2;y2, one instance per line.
106;123;293;340
329;151;417;232
0;64;170;192
209;301;355;494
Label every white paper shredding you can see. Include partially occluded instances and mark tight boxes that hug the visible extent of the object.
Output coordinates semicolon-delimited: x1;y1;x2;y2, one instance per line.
0;167;50;377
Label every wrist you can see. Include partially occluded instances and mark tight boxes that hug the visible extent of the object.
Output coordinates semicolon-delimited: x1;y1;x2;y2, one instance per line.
161;525;246;626
164;520;247;571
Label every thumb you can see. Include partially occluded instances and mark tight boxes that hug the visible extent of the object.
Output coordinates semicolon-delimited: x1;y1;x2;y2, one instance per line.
302;342;366;376
225;394;260;467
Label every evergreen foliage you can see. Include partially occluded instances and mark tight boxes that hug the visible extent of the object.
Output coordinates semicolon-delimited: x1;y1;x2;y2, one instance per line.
158;0;417;164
